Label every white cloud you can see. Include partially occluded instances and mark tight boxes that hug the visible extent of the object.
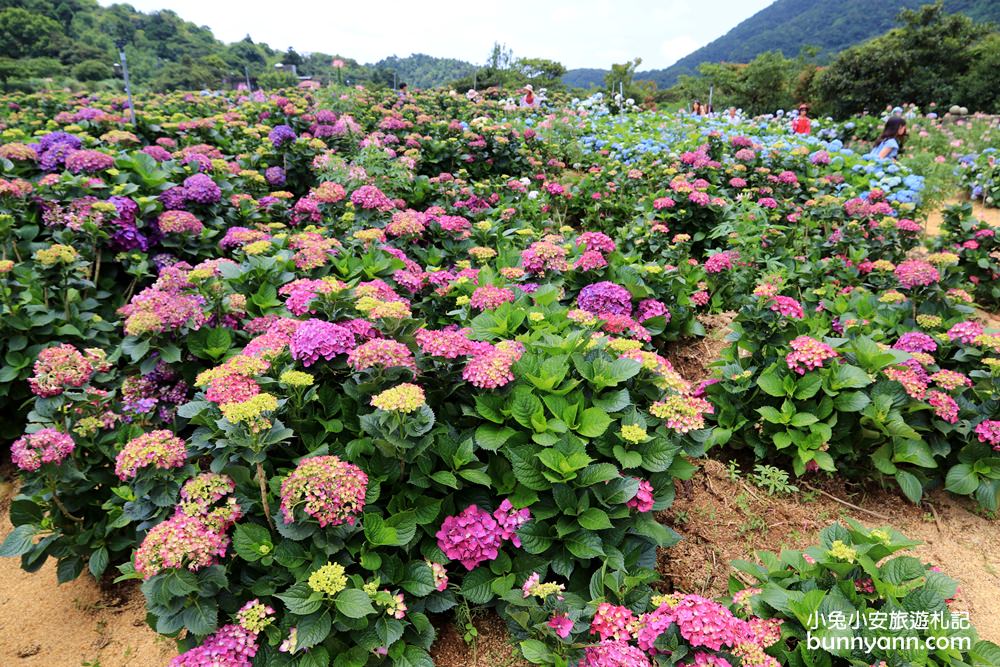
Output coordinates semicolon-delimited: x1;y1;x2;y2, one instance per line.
97;0;774;70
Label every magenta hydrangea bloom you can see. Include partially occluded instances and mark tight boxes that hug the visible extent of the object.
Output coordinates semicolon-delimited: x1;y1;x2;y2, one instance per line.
279;455;368;527
290;319;356;367
415;327;475;359
769;295;804;319
135;512;233;579
350;184;395;211
463;341;524;389
435;505;503;570
183;173;222;205
574;250;609;271
704;251;736;274
946;321;983;345
975;420;1000;450
590;603;636;641
65;149;115;174
894;260;939;289
11;428;75;472
893;332;937;353
577;281;632;316
576;231;616;254
626;479;655;512
492;499;531;547
169;623;260;667
636;299;670;323
580;640;651;667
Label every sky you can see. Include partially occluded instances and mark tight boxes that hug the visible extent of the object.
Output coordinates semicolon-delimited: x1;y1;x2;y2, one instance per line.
96;0;775;70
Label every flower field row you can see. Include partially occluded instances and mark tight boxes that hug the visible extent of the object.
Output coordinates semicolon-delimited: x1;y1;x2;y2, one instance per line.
0;87;997;666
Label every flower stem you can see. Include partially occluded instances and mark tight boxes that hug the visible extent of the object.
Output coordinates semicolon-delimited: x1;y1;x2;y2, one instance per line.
51;486;83;523
256;462;275;530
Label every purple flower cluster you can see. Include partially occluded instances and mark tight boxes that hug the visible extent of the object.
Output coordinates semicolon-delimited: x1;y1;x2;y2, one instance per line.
268;124;297;148
893;332;937;353
35;132;82;171
577;281;632;316
264;166;286;186
183;173;222;205
290;319;356;366
65;149;115;174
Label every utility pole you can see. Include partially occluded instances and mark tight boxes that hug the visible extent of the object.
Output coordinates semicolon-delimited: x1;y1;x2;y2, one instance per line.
244;65;252;91
116;40;136;126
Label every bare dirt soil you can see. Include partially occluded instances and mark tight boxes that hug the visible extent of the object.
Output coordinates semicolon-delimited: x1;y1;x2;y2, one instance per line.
659;459;1000;643
925;198;1000;235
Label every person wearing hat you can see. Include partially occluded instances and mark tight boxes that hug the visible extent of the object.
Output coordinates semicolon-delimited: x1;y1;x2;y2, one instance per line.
520;84;538;108
791;104;811;134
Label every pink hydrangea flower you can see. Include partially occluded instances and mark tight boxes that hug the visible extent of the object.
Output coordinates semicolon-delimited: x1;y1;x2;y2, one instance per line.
548;613;574;638
115;430;187;480
589;603;635;641
279;455;368;527
290;319;356;366
626;479;655;512
11;428;75;472
785;336;838;374
975;420;1000;450
470;285;516;311
435;505;502;570
769;295;804;319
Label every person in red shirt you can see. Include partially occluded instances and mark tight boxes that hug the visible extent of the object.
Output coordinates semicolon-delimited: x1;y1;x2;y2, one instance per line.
792;104;811;134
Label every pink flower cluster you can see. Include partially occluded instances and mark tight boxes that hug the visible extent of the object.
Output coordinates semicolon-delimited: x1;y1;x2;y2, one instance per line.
350;184;395;211
975;420;1000;451
470;285;516;311
590;603;636;641
115;430;187;480
580;640;651;667
893;332;937;353
205;373;260;405
577;231;616;254
626;479;655;512
894;260;940;289
348;338;417;372
135;511;234;579
11;428;75;472
158;210;204;235
705;250;740;273
279;455;368;527
462;341;524;389
521;240;569;273
769;295;804;319
415;327;477;359
28;344;98;397
785;336;838;374
650;394;714;433
927;390;959;424
947;321;983;345
290;319;356;366
169;623;260;667
435;499;530;570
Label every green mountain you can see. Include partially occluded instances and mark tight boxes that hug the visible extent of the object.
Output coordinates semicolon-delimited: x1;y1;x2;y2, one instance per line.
0;0;475;90
563;0;1000;89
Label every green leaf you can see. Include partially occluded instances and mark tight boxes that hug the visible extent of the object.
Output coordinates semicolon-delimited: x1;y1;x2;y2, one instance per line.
576;407;611;437
832;364;872;390
833;391;870;412
0;525;36;557
232;523;272;563
879;556;925;585
576;463;620;486
460;567;496;604
475;424;516;452
181;598;218;636
277;581;323;616
565;531;605;559
794;374;823;399
895;470;923;504
519;639;554;664
400;562;436;597
88;546;109;578
335;589;376;619
757;406;786;424
297;610;332;649
757;369;787;397
578;508;612;530
945;464;979;495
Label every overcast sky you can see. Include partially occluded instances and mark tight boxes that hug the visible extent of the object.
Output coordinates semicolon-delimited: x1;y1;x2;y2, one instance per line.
97;0;774;70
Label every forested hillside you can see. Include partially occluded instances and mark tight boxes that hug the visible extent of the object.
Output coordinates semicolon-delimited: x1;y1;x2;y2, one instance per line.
563;0;1000;89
